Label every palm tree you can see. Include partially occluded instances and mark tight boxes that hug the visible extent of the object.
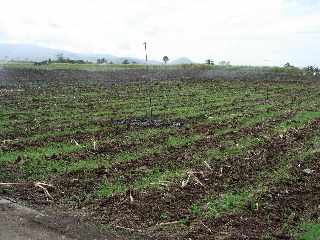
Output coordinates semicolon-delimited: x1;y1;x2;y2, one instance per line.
163;56;169;64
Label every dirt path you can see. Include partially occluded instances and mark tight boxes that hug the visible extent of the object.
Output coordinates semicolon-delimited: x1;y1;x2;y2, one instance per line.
0;197;147;240
0;198;74;240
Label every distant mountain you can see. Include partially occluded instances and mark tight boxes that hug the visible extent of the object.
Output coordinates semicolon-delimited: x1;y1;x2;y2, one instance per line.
169;57;193;65
0;43;110;62
0;43;162;64
0;43;195;65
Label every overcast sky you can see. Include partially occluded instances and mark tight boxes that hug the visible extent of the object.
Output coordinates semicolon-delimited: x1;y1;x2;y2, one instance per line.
1;0;320;66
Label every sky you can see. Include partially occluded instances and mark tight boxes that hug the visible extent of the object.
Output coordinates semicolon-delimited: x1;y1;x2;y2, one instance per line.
0;0;320;66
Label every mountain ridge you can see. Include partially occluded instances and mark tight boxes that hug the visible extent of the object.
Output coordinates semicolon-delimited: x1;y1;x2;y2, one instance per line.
0;43;193;64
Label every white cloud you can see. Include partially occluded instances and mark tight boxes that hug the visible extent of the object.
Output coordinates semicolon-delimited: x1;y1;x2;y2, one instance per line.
0;0;319;65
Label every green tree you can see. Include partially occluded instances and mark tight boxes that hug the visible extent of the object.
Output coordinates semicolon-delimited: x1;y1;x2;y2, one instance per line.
206;59;214;65
163;56;169;64
284;62;293;68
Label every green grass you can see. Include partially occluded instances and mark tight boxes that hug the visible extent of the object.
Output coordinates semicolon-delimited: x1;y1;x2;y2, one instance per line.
257;129;320;185
0;142;84;165
67;157;109;172
0;143;86;179
293;222;320;240
166;134;202;147
194;136;264;164
278;112;320;131
95;168;185;197
198;191;257;218
2;70;320;238
96;179;127;198
133;168;185;190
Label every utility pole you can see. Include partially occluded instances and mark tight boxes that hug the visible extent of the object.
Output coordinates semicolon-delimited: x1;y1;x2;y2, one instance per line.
143;42;148;64
143;41;152;118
